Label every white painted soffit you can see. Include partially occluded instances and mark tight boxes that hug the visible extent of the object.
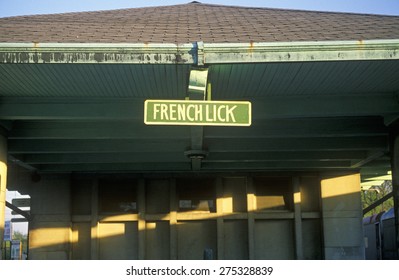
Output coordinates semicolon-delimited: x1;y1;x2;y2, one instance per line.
0;39;398;64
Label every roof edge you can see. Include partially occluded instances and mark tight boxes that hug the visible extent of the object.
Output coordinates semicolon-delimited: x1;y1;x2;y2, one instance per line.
0;39;398;64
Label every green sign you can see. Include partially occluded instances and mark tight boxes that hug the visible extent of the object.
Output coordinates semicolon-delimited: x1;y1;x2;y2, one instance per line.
145;100;251;126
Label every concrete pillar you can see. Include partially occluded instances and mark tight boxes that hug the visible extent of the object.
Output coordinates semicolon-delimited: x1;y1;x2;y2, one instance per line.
320;172;365;259
390;132;399;259
0;135;7;260
28;174;71;259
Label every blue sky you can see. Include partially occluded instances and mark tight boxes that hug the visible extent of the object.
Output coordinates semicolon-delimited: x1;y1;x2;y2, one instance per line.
0;0;399;17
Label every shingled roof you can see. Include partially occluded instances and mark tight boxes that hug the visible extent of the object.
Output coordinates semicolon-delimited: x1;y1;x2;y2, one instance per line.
1;1;399;44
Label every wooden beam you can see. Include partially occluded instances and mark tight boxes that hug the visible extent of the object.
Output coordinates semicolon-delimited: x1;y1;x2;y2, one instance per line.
33;160;369;173
8;117;387;140
205;136;388;152
37;162;192;172
20;151;367;165
9;121;190;140
22;152;189;165
207;117;387;139
351;151;386;168
0;94;397;120
8;154;37;171
8;139;189;154
8;136;388;154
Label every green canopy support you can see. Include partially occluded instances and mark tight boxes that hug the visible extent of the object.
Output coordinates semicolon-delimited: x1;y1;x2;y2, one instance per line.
186;68;209;171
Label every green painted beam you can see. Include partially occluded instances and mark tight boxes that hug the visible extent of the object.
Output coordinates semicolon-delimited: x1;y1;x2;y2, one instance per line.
37;162;192;172
202;40;399;63
201;161;352;170
1;40;398;65
351;151;386;168
361;172;392;182
205;136;388;152
20;150;368;165
8;117;387;139
0;121;13;131
0;98;144;120
8;136;387;154
359;158;392;169
206;151;368;162
9;121;191;139
186;68;208;170
8;139;190;154
35;160;354;173
0;94;397;120
251;94;399;120
208;117;388;138
21;152;189;164
0;43;196;64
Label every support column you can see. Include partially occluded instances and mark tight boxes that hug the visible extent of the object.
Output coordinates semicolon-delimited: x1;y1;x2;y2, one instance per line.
90;178;99;260
0;135;7;260
320;172;364;259
138;179;146;260
216;177;224;259
390;131;399;259
246;177;255;260
293;177;303;260
169;178;177;260
28;174;72;259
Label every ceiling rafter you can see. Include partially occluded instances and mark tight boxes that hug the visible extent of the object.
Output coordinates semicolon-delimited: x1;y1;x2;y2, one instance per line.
7;116;387;139
0;94;397;120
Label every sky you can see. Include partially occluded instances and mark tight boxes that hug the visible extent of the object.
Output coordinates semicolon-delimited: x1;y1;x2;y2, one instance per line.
0;0;399;18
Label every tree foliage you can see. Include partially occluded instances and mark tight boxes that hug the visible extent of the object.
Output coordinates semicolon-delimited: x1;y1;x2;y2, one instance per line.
362;180;393;217
12;230;28;254
13;231;27;241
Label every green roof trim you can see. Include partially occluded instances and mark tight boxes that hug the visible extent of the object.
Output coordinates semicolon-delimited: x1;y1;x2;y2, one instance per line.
0;39;398;65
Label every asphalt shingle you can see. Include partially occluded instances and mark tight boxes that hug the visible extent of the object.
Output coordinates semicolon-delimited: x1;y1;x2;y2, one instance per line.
0;2;399;43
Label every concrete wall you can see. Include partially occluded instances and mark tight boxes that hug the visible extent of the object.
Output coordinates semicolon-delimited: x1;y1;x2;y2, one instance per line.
14;173;364;260
321;173;365;259
28;174;71;260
